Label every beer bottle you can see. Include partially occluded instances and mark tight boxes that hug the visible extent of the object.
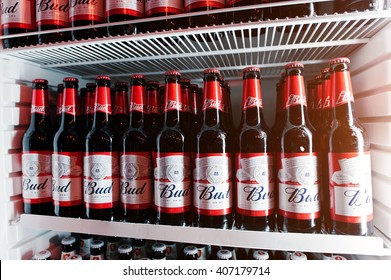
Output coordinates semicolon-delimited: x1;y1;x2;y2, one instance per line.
69;0;106;41
185;0;225;31
113;81;129;139
270;0;317;19
118;244;133;260
271;72;286;147
194;68;233;229
106;236;119;260
327;57;374;236
78;87;88;138
1;0;36;48
335;0;386;13
152;242;167;260
106;0;144;36
85;82;96;134
276;62;321;234
145;80;162;149
22;79;53;216
90;240;105;260
36;0;70;45
79;233;93;259
217;249;233;260
154;70;192;227
132;239;147;259
182;245;198;260
60;236;77;260
180;78;196;150
313;74;323;131
84;76;120;221
52;77;84;218
322;68;332;128
221;79;235;137
144;0;183;33
32;250;51;260
121;74;154;224
306;79;316;125
190;84;202;133
235;67;275;232
55;83;64;132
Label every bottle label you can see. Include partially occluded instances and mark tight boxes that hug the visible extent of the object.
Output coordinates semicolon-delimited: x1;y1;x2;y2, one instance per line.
154;153;192;213
1;0;34;29
36;0;69;27
329;152;373;223
133;245;147;259
236;153;274;217
323;95;331;109
61;250;75;260
147;89;160;114
332;71;354;107
79;237;92;258
52;152;83;206
61;104;78;116
286;93;307;108
129;85;146;113
277;153;320;220
165;243;177;260
120;152;153;210
145;0;183;17
202;81;223;111
193;153;232;215
185;0;225;12
106;0;144;18
164;83;183;112
94;87;112;114
69;0;104;22
22;151;52;204
83;153;120;209
106;241;118;260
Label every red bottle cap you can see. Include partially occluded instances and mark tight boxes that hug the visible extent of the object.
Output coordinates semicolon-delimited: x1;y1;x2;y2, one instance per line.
33;79;48;84
285;62;304;70
330;57;350;65
322;67;330;74
131;74;145;79
243;66;261;73
63;77;79;83
115;81;128;87
203;68;221;75
96;76;111;81
165;70;181;76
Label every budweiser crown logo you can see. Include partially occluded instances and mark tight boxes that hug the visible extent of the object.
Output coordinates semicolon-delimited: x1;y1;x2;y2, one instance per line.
336;90;354;105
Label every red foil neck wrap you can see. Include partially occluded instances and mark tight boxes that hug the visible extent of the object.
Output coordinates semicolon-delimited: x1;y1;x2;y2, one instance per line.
164;83;183;112
242;77;263;110
31;89;49;115
203;80;223;111
130;85;146;113
331;70;354;107
62;87;79;116
94;86;112;114
285;75;307;108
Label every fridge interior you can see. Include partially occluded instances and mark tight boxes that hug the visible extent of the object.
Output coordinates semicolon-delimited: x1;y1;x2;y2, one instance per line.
1;0;391;260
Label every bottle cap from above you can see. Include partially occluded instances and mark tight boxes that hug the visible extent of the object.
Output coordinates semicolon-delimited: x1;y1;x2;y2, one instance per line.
96;76;111;81
330;57;350;65
152;243;167;252
118;244;133;254
285;62;304;70
90;240;105;249
61;236;76;245
217;249;233;260
32;79;48;84
253;250;269;260
32;250;51;260
203;68;221;75
165;70;181;76
183;246;198;255
288;252;307;260
63;77;79;83
243;66;261;73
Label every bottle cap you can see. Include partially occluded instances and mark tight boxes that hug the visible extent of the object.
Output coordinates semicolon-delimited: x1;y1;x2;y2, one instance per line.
243;66;261;73
330;57;350;65
322;67;330;74
331;255;347;260
253;250;269;260
217;249;232;260
147;80;160;86
183;246;198;256
180;78;191;84
118;244;133;254
288;252;307;260
61;236;76;245
285;62;304;70
131;74;145;79
32;250;51;260
96;76;111;81
90;240;105;249
32;79;48;84
63;77;79;83
66;254;82;260
203;68;221;75
165;70;181;76
152;243;167;252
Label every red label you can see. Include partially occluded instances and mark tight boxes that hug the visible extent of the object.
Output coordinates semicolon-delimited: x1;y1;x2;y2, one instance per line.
145;0;183;16
276;152;320;220
328;152;373;223
235;153;274;217
36;0;69;27
202;81;223;111
185;0;225;12
1;0;35;30
285;75;307;108
331;71;355;107
52;152;83;207
94;87;112;114
31;89;49;115
69;0;104;22
164;83;183;112
22;151;52;204
193;153;232;216
129;85;146;113
106;0;144;18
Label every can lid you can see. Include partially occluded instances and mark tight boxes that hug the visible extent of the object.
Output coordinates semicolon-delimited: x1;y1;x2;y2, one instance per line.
288;252;307;260
203;68;221;75
66;254;82;260
90;240;105;249
152;243;167;252
165;70;181;76
96;76;111;81
331;255;347;260
330;57;350;65
118;244;133;254
217;249;233;260
322;67;330;73
253;250;269;260
33;250;51;260
61;236;76;245
131;74;145;80
285;62;304;70
32;79;48;84
63;77;79;83
243;66;261;73
184;246;198;256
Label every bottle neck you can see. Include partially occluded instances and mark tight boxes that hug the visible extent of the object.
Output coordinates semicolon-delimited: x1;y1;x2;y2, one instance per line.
241;76;264;126
331;69;356;126
92;85;112;129
114;89;128;116
202;79;223;127
147;87;160;115
284;73;309;126
163;81;182;126
30;88;50;128
181;85;193;114
129;84;146;128
60;87;79;129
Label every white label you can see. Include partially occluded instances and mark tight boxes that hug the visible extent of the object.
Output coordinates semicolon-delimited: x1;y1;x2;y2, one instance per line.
334;186;373;217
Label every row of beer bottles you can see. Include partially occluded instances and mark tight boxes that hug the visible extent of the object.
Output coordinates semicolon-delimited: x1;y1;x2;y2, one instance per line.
22;59;373;237
1;1;385;48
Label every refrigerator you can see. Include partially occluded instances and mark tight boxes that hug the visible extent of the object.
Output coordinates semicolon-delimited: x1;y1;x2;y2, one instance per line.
1;0;391;263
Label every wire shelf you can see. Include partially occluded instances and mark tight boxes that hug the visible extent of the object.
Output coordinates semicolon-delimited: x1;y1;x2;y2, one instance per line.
0;4;390;82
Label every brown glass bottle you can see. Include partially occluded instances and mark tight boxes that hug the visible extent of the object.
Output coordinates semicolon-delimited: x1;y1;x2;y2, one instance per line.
276;62;321;234
235;67;275;232
69;0;106;41
55;83;64;132
121;74;154;224
306;79;316;126
144;0;183;33
181;78;196;151
154;70;192;227
313;74;324;131
84;76;120;221
270;0;317;19
106;0;144;36
113;81;129;139
335;0;385;13
52;77;84;218
22;79;53;215
190;83;202;133
227;0;271;26
1;0;37;48
194;68;233;229
327;57;373;236
36;0;70;45
85;82;96;134
145;80;162;149
78;87;88;138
